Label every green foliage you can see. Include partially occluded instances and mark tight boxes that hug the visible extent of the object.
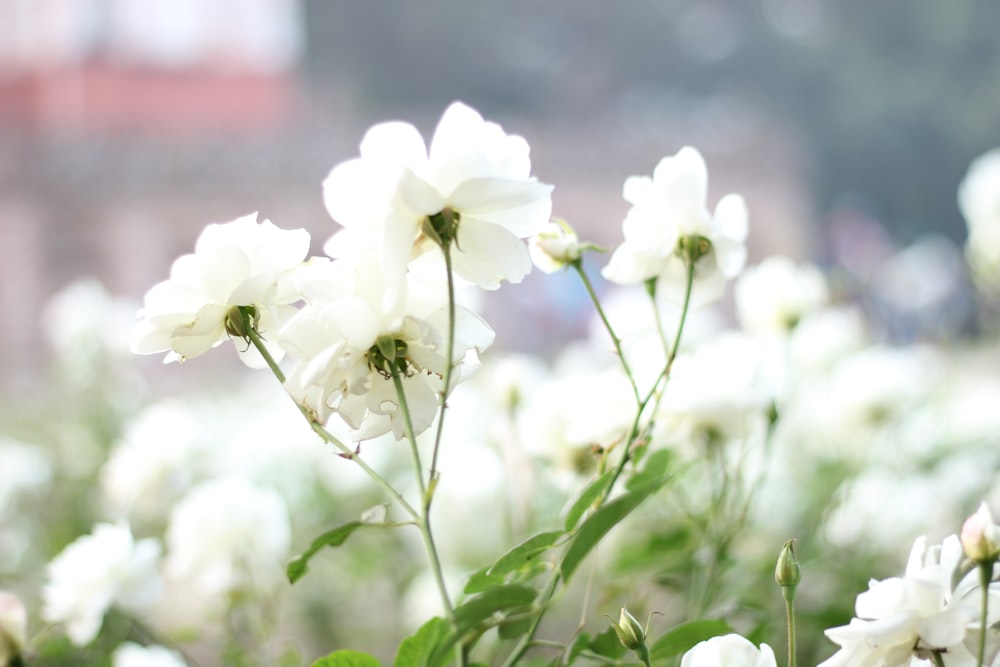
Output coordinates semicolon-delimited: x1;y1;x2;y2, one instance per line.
288;521;367;584
487;530;566;579
395;618;452;667
311;650;382;667
563;472;614;532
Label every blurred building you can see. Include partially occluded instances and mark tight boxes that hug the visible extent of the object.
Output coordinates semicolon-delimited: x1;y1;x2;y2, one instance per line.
0;0;329;387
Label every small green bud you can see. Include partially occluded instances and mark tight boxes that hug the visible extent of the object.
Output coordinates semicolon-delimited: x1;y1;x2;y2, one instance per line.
224;305;259;340
775;539;801;588
607;606;645;651
676;234;713;266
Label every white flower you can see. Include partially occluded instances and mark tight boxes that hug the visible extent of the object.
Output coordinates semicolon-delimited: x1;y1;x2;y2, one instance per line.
278;256;494;441
680;634;777;667
130;213;310;366
958;148;1000;294
0;592;26;665
603;146;748;308
165;477;290;595
42;522;162;645
819;535;976;667
322;101;553;297
112;642;188;667
529;219;583;273
735;256;829;336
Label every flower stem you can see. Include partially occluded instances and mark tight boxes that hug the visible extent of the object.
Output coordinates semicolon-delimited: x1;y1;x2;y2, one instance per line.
242;313;420;521
427;240;458;502
571;259;640;403
931;650;948;667
978;561;994;667
391;368;427;500
503;262;698;667
782;586;797;667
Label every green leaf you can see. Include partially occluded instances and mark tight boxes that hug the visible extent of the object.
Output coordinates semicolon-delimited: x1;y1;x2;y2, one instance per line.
311;650;382;667
567;633;591;662
648;619;733;660
487;530;565;578
394;617;451;667
496;612;533;640
463;565;505;595
452;584;538;635
564;472;614;531
587;626;627;659
626;448;674;491
560;479;664;582
287;521;363;584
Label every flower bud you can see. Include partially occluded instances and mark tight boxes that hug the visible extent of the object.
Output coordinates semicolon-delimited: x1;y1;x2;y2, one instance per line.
775;539;801;588
0;591;27;666
529;219;583;273
961;502;1000;563
608;606;645;651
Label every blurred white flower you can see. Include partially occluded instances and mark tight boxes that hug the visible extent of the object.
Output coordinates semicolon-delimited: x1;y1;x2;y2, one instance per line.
101;401;201;519
958;148;1000;294
130;213;310;366
0;439;52;515
528;219;583;273
680;634;777;667
112;642;187;667
603;146;748;308
735;256;828;336
819;535;977;667
165;477;290;595
43;522;162;645
323;101;553;297
0;591;26;666
278;256;494;441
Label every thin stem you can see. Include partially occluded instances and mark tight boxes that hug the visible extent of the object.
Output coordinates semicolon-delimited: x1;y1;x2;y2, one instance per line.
571;260;640;403
782;586;797;667
503;263;699;667
428;241;458;497
243;318;420;521
978;561;994;667
390;368;427;500
931;650;948;667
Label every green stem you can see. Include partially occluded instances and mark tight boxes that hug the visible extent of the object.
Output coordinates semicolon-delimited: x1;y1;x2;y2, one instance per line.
428;241;458;501
390;365;456;632
571;260;640;403
243;315;420;521
978;561;994;667
782;586;797;667
931;650;948;667
503;263;698;667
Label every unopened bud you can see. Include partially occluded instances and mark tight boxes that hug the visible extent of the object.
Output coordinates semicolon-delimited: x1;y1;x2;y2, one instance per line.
775;539;801;588
615;606;645;650
961;502;1000;563
529;219;585;273
0;591;27;666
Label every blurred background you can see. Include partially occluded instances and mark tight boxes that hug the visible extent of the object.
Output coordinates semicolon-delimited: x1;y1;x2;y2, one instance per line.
2;0;999;388
3;2;1000;664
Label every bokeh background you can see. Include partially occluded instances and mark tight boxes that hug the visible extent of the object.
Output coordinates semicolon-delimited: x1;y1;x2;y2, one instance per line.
3;2;1000;665
3;0;999;387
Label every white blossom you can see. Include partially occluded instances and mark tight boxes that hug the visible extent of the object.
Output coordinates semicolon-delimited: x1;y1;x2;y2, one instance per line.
529;219;583;273
958;148;1000;293
323;101;553;297
278;256;494;441
165;477;290;595
603;146;748;308
42;522;162;645
680;634;777;667
130;213;310;367
735;256;829;336
819;535;979;667
112;643;188;667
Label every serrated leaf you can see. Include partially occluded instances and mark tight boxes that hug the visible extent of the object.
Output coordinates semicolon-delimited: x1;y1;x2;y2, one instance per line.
564;472;614;532
311;650;382;667
488;530;565;578
287;521;363;584
560;479;664;583
394;617;451;667
588;626;627;659
453;584;537;635
626;448;674;491
648;619;733;660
